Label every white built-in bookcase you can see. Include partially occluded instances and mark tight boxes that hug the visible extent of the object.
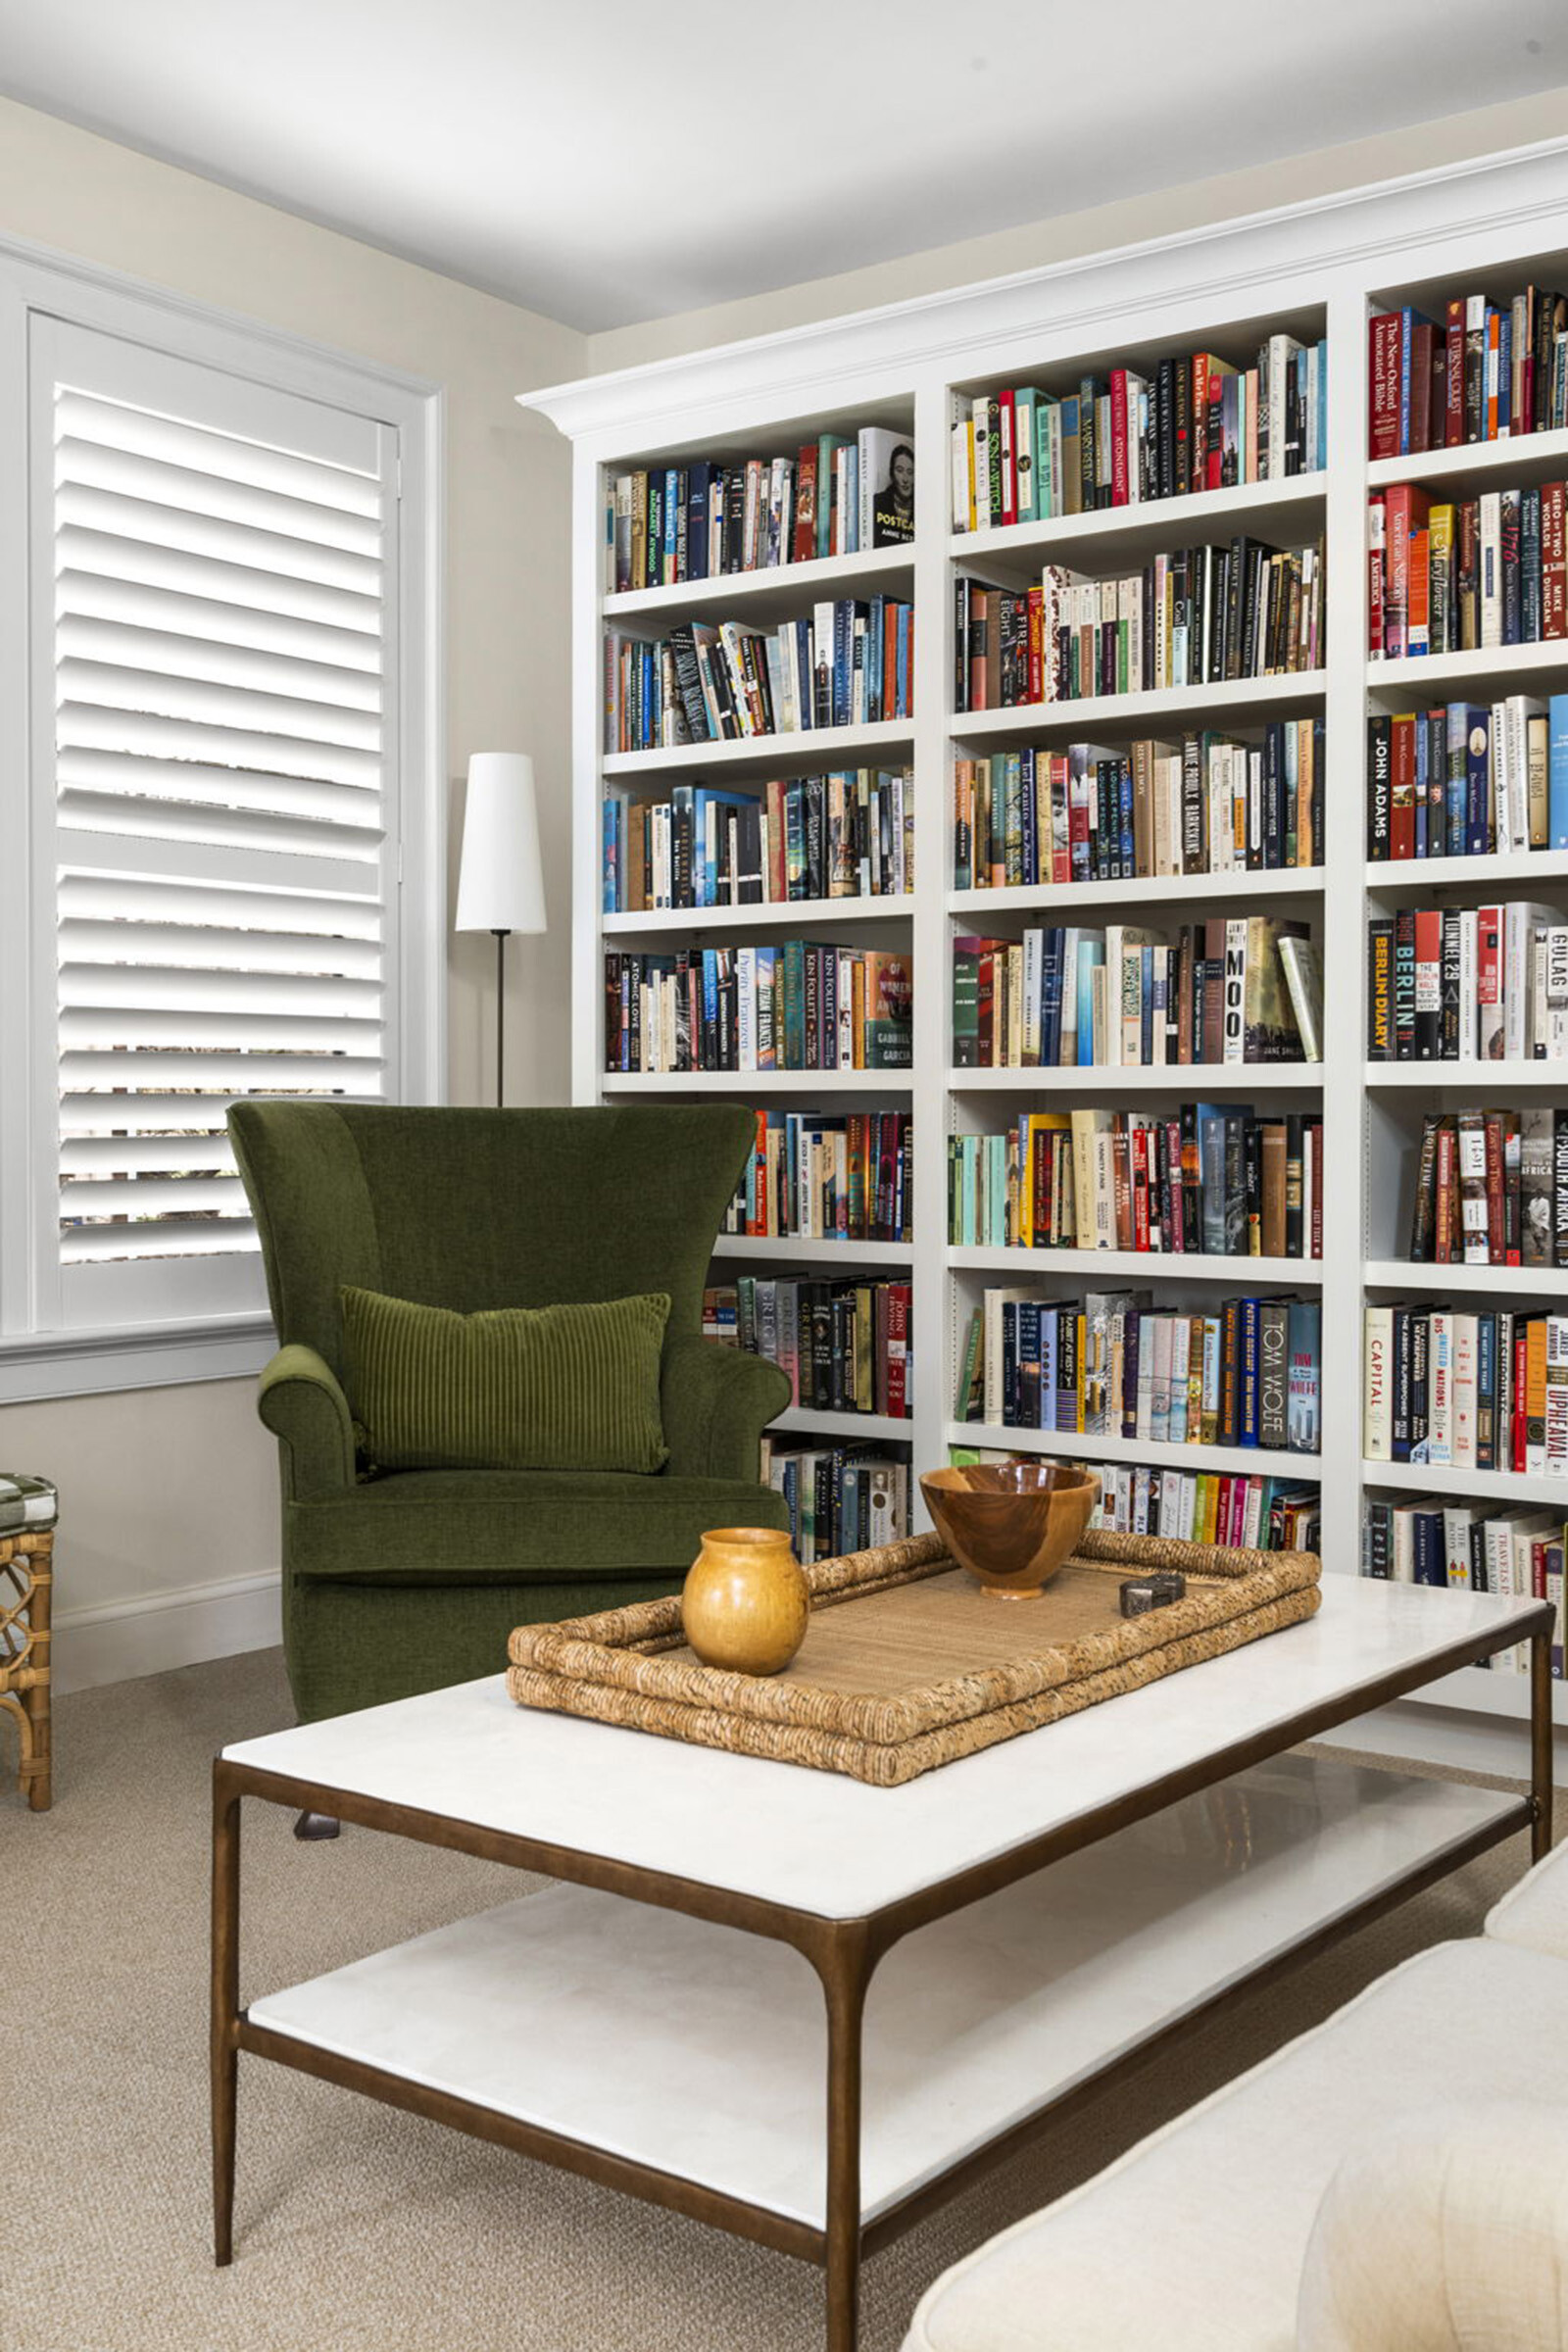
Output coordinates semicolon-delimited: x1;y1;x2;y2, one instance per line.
522;136;1568;1727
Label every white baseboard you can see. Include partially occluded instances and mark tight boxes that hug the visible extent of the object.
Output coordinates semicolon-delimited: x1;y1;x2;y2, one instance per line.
53;1567;282;1693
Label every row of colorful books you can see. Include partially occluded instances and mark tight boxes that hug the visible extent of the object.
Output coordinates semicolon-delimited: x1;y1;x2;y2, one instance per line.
601;769;913;914
605;427;914;593
956;538;1323;711
1364;1303;1568;1472
605;598;914;754
1404;1108;1568;1269
1368;903;1568;1064
1367;289;1568;458
1360;1498;1562;1675
953;917;1320;1071
1366;700;1568;860
721;1110;912;1246
761;1442;911;1563
952;1446;1321;1551
604;946;912;1076
956;1288;1322;1453
1370;481;1568;660
953;720;1324;891
705;1276;912;1419
952;336;1327;533
949;1106;1324;1259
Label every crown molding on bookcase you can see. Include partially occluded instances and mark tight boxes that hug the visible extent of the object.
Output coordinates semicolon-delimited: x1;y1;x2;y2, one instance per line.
519;135;1568;450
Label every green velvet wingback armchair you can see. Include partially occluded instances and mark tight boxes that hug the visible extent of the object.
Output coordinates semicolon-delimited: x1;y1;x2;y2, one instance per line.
230;1101;791;1723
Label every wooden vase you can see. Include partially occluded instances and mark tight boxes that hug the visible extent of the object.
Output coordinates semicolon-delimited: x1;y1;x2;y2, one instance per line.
682;1527;809;1676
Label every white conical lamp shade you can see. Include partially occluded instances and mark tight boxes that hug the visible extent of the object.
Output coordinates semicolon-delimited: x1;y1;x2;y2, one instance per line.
455;753;547;933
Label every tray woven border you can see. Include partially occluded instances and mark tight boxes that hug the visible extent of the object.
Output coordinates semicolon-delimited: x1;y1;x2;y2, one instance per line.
506;1530;1322;1788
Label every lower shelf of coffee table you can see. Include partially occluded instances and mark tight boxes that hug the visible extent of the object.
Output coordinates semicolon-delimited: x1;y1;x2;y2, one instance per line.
247;1753;1520;2233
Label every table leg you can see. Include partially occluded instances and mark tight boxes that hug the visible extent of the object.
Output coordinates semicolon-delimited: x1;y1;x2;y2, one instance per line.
23;1536;52;1811
820;1929;872;2352
1532;1629;1554;1865
211;1766;241;2266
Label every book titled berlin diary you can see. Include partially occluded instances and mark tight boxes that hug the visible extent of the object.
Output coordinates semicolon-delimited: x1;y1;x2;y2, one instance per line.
858;427;915;548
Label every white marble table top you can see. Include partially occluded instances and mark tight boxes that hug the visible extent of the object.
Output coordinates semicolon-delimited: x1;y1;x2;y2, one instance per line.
223;1576;1542;1922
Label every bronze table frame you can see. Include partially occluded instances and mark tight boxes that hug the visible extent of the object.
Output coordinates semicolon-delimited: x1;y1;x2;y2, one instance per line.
212;1606;1553;2352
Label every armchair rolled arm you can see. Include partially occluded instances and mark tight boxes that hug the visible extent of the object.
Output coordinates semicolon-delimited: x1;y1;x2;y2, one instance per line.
258;1345;357;1500
661;1337;792;1483
1297;2101;1568;2351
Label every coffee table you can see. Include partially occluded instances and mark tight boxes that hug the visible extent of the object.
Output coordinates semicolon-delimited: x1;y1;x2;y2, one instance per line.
212;1577;1553;2351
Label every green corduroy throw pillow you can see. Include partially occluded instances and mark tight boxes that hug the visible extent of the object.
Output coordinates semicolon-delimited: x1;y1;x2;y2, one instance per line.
339;1286;671;1474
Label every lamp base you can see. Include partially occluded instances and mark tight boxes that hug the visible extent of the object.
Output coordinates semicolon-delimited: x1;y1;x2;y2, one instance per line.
492;928;510;1108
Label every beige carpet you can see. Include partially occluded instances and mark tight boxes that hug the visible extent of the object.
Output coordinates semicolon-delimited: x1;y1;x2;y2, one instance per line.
0;1649;1549;2352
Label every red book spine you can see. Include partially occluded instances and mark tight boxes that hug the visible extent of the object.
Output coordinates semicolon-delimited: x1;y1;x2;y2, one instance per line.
1444;301;1466;445
1368;315;1402;458
1131;1124;1151;1250
1514;1329;1529;1472
1026;585;1044;705
1367;491;1386;658
1544;482;1567;638
1110;370;1131;507
1384;485;1431;659
1485;1112;1506;1264
1390;718;1417;861
792;444;818;564
886;1284;909;1418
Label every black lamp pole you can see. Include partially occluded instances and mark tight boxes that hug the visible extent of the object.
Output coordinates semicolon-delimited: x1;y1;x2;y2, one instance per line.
492;927;510;1107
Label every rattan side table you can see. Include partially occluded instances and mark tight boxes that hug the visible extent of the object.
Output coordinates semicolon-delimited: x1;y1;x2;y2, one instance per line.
0;1474;58;1811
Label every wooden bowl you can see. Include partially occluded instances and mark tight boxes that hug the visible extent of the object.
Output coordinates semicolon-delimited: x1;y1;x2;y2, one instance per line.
919;1460;1101;1598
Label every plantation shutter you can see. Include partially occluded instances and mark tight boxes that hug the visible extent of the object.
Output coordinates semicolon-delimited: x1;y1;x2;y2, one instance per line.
36;320;397;1329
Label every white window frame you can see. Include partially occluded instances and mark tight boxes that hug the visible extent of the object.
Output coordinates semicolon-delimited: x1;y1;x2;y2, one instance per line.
0;234;446;1402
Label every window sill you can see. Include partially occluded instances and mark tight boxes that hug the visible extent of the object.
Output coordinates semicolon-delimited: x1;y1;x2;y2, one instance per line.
0;1314;276;1404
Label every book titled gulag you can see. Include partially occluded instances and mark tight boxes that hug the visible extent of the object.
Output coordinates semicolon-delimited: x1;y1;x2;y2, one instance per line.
606;423;914;593
1368;289;1568;460
723;1109;912;1246
949;1104;1323;1260
953;915;1316;1071
605;944;911;1075
954;721;1324;889
606;596;913;753
953;334;1327;531
1366;906;1568;1063
1369;482;1568;661
1403;1106;1568;1269
1365;700;1568;858
957;1287;1321;1455
955;537;1322;710
706;1276;912;1420
603;768;911;914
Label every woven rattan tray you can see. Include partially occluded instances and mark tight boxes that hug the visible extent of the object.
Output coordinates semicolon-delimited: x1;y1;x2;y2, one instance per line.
506;1529;1321;1788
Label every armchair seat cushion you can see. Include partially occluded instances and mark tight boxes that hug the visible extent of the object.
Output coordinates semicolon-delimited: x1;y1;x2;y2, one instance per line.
289;1467;791;1586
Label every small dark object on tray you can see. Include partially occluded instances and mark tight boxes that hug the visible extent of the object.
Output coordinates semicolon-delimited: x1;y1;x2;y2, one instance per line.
1119;1573;1188;1618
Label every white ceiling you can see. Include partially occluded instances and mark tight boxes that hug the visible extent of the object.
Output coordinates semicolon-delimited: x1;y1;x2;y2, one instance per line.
1;0;1565;334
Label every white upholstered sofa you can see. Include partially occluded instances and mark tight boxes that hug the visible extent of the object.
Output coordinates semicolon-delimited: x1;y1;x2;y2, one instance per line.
904;1832;1568;2351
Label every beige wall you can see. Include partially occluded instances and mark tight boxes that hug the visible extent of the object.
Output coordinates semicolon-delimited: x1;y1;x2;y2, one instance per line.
589;85;1568;373
0;96;587;1680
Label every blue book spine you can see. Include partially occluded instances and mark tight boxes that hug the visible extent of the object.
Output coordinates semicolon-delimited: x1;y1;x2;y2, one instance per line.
1018;1299;1042;1427
1119;761;1135;877
1002;1299;1019;1426
1550;695;1568;850
1039;1310;1058;1433
602;797;620;914
832;601;852;727
1040;928;1063;1069
662;468;680;580
1412;1509;1446;1589
686;463;712;579
1498;312;1513;435
1446;702;1467;856
1077;943;1103;1065
795;618;812;728
1239;1298;1260;1446
1020;750;1038;887
1398;309;1415;456
1413;720;1428;859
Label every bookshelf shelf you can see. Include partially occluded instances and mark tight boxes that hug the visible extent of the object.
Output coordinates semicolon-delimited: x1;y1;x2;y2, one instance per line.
949;473;1327;572
604;545;914;622
952;1423;1316;1481
950;1064;1325;1094
713;1234;914;1266
953;671;1326;744
948;1247;1313;1282
533;132;1568;1727
948;868;1325;918
1364;850;1568;893
603;718;915;777
1363;1259;1568;1297
772;1405;913;1443
1366;425;1568;492
604;893;911;937
600;1069;913;1095
1364;1060;1568;1089
1363;1460;1568;1508
1367;642;1568;697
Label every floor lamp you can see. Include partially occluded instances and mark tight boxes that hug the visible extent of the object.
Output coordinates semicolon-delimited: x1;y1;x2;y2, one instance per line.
455;753;547;1107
